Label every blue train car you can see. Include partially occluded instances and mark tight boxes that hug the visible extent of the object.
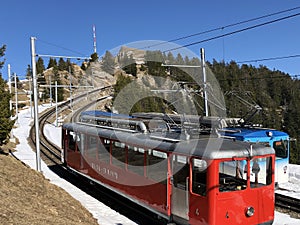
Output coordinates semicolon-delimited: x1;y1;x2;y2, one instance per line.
80;110;134;119
219;127;289;185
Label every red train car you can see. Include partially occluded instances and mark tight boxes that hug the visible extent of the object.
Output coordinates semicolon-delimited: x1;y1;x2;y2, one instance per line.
62;121;275;225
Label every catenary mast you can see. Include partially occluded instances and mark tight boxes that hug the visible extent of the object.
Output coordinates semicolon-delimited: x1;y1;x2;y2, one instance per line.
93;25;97;53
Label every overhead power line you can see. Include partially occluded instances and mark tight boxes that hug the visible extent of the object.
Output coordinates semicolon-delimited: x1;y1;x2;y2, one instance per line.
37;38;88;57
144;6;300;49
169;6;300;43
163;12;300;53
237;54;300;63
218;74;300;82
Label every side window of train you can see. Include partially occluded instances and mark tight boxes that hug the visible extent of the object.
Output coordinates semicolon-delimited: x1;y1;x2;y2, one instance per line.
273;140;288;158
147;149;168;183
172;155;189;190
127;146;145;176
67;131;76;151
87;135;98;158
99;138;110;163
111;141;126;168
192;158;207;196
77;133;85;153
103;139;111;151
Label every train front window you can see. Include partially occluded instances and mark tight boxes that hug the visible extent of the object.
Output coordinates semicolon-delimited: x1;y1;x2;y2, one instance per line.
250;157;272;188
219;159;247;192
273;140;288;158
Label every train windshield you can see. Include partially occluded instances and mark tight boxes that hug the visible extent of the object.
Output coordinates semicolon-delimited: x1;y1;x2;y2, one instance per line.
219;159;247;192
250;157;272;188
219;157;273;192
273;140;288;158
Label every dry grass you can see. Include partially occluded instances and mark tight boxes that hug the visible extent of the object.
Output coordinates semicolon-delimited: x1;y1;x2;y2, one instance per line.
0;147;99;225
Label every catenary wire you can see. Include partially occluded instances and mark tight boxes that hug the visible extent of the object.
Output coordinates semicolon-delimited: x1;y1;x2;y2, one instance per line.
37;38;88;57
237;54;300;64
163;12;300;53
217;74;300;82
143;6;300;49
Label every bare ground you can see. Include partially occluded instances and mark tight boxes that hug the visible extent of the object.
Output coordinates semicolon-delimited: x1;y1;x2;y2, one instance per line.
0;145;99;225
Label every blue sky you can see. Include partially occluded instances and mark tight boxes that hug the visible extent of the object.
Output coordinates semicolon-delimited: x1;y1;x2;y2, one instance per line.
1;0;300;80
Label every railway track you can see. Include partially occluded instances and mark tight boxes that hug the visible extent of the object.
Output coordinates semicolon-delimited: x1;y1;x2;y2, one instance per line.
275;193;300;215
29;86;113;166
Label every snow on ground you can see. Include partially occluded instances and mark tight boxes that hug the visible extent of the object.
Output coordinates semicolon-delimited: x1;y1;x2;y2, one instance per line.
11;106;137;225
11;106;300;225
277;165;300;200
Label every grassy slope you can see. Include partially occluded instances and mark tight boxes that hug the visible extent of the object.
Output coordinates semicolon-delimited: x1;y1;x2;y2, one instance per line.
0;147;99;225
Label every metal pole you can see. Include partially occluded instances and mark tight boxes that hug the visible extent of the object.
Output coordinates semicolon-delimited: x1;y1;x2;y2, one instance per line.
31;37;42;172
91;69;94;88
29;76;33;118
201;48;209;117
86;74;88;100
8;64;12;114
55;81;58;127
93;25;97;54
69;65;72;110
7;65;13;138
14;73;18;123
49;75;52;106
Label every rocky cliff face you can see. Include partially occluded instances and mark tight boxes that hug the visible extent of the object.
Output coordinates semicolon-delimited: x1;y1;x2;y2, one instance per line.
118;46;145;65
84;61;116;87
40;62;115;98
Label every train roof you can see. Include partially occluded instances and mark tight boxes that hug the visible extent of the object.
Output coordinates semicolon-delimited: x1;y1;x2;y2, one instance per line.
63;123;274;159
219;127;289;140
81;110;134;119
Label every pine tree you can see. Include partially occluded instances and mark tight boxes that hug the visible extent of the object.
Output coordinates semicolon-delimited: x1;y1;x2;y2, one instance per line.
26;65;32;80
36;57;45;74
0;44;14;144
53;67;64;102
0;45;5;69
145;50;166;77
81;62;87;71
166;52;175;64
66;59;74;74
47;58;57;69
58;58;67;71
121;54;137;76
90;52;99;62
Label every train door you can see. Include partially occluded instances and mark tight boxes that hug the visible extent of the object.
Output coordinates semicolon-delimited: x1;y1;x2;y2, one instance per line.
189;158;209;225
273;139;289;184
64;130;78;167
171;155;189;221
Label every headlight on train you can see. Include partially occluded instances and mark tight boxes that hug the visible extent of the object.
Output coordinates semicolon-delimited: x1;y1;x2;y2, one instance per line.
266;131;273;137
245;206;255;217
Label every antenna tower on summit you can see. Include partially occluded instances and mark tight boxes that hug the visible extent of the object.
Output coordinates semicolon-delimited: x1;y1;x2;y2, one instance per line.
93;25;97;53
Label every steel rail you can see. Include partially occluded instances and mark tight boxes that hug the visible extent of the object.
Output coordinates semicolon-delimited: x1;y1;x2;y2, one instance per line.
275;193;300;214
